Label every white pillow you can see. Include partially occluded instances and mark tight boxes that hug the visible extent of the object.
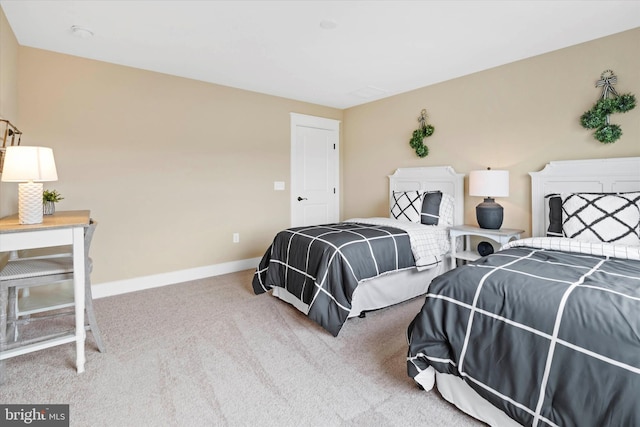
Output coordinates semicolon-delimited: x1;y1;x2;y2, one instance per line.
620;191;640;219
390;191;422;223
562;193;640;246
620;192;640;236
439;193;455;227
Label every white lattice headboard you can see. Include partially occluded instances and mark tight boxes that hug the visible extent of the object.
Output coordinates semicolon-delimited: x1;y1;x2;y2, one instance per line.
388;166;465;226
529;157;640;237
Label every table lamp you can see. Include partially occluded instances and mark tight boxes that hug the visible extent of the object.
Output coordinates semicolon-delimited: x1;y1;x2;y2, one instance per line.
1;146;58;224
469;168;509;229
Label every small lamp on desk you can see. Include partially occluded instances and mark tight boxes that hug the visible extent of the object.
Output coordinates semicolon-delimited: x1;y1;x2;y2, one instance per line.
1;146;58;224
469;168;509;229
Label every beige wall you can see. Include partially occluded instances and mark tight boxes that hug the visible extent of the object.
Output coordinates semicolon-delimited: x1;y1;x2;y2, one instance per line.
1;15;639;291
0;6;18;214
343;27;640;233
0;8;17;271
11;47;342;285
0;7;16;119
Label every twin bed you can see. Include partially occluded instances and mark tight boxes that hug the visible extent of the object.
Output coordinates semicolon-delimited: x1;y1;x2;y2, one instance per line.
253;165;464;336
407;156;640;426
253;156;640;426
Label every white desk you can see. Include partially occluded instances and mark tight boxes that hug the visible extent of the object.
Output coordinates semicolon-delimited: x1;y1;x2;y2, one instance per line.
0;210;89;375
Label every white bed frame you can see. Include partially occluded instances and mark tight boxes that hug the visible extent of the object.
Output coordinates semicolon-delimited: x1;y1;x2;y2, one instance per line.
388;166;465;226
432;156;640;427
347;166;464;317
273;165;465;319
530;156;640;237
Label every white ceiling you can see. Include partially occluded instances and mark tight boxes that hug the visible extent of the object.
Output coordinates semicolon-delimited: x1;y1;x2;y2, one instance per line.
1;1;639;109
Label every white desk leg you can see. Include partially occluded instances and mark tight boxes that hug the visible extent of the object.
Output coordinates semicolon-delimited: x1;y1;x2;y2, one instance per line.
72;226;86;373
0;285;6;383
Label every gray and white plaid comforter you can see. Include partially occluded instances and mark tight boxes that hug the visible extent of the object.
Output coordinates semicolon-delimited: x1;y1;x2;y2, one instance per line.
253;219;449;336
407;237;640;426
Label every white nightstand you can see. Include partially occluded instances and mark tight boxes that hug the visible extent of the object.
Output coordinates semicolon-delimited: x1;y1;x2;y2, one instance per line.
449;225;524;267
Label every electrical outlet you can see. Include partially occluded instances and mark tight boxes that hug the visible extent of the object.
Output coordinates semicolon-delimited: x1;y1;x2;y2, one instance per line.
233;233;240;243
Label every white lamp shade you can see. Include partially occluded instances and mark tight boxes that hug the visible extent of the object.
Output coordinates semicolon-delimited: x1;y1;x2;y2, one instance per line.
1;146;58;182
469;169;509;198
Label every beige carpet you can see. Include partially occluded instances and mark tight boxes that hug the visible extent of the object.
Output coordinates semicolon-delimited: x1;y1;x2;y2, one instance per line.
1;269;484;427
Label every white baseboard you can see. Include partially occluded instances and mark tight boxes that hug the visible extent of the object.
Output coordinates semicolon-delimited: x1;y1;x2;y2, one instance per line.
92;257;261;299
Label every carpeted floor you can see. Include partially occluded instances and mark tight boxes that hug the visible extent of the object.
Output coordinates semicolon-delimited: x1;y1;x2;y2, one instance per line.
1;269;484;426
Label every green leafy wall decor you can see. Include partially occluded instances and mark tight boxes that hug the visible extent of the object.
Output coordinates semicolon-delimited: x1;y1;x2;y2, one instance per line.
580;70;636;144
409;109;434;157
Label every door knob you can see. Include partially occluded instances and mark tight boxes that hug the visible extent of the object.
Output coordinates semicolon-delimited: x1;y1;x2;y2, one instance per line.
297;196;308;201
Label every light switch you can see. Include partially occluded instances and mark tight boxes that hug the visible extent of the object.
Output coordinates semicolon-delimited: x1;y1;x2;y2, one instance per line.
274;181;285;191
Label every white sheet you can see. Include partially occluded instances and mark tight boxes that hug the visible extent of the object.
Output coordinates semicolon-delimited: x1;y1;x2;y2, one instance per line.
344;217;450;270
502;236;640;260
435;372;522;427
272;263;446;319
348;262;445;317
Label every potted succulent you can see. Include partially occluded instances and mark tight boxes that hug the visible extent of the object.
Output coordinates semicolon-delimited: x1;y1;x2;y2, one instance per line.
43;189;64;215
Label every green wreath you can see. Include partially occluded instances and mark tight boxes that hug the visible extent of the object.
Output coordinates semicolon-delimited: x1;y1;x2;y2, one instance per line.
409;109;434;158
580;70;636;144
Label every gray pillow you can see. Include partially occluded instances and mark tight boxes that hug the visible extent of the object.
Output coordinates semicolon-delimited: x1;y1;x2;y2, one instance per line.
421;191;443;225
546;194;563;237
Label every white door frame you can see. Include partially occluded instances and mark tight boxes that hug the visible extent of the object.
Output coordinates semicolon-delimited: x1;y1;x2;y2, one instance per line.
290;112;340;227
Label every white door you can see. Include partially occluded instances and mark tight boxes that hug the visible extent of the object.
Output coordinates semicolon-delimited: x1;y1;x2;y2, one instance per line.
290;113;340;227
